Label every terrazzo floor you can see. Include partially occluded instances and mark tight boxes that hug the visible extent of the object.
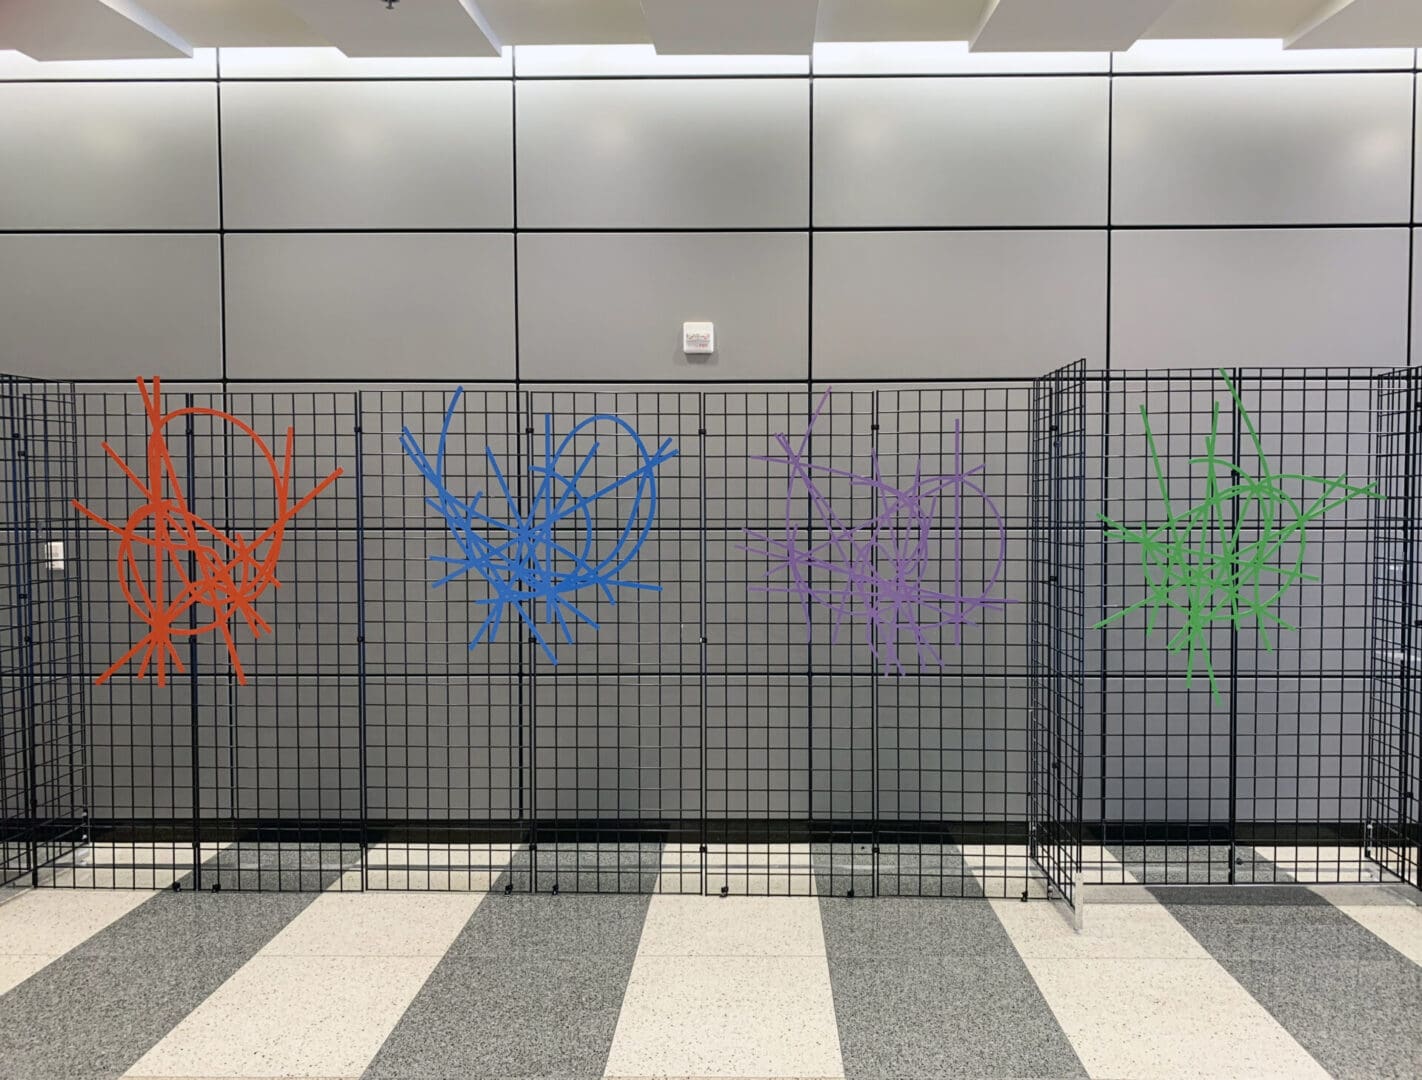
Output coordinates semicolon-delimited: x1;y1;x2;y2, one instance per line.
0;846;1417;1080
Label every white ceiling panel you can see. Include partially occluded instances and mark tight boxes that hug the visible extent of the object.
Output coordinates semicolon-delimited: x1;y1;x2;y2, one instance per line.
641;0;819;55
1289;0;1422;48
0;0;191;60
815;0;983;43
141;0;325;47
280;0;500;57
1143;0;1318;40
972;0;1174;52
481;0;647;45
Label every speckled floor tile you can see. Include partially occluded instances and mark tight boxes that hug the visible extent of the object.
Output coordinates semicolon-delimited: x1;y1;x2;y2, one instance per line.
1315;884;1422;967
261;891;482;957
0;888;152;956
820;895;1011;959
819;890;1083;1079
1157;885;1422;1080
0;953;54;997
362;955;634;1080
0;892;315;1080
604;954;843;1078
636;895;826;957
990;895;1210;961
828;953;1085;1079
1027;955;1329;1080
68;892;316;960
442;892;650;960
361;888;649;1079
124;954;436;1079
1153;885;1401;959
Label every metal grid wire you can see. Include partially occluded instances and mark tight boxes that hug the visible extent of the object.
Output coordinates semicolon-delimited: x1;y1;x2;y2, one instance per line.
1367;369;1422;891
0;376;86;888
59;386;358;891
1030;362;1087;906
2;374;1417;898
1085;368;1415;888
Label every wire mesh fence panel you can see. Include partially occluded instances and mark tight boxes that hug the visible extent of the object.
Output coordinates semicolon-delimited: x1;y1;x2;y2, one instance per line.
360;387;527;891
5;374;1417;897
1366;368;1421;891
0;377;86;888
1089;369;1395;887
874;385;1036;899
523;388;701;894
1029;362;1086;906
704;389;818;895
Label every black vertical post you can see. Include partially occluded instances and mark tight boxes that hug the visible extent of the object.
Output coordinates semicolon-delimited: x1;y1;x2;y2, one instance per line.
186;398;201;890
870;390;880;897
354;395;368;890
12;386;40;886
698;397;708;896
1227;369;1243;885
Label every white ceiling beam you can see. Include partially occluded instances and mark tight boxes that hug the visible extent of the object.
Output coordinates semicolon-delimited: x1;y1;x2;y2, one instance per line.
0;0;192;60
815;0;984;43
279;0;501;57
479;0;648;46
971;0;1174;52
640;0;820;55
139;0;326;48
1287;0;1422;48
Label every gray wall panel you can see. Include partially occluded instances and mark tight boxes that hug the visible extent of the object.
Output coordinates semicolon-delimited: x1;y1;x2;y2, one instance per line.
814;76;1108;227
0;81;218;230
0;234;222;380
814;230;1107;377
224;232;516;380
221;80;513;229
516;78;808;228
518;232;809;380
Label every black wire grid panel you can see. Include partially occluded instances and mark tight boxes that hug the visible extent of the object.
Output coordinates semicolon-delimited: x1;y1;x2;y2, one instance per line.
2;373;1418;896
0;376;86;888
1085;367;1419;889
1029;362;1088;906
1367;369;1422;891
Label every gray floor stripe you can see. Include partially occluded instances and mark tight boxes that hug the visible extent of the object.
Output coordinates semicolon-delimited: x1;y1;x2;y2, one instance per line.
0;890;316;1080
1153;885;1422;1080
362;874;653;1080
819;892;1088;1079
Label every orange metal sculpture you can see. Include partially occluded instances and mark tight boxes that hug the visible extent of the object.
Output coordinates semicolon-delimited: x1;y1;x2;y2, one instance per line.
73;377;343;687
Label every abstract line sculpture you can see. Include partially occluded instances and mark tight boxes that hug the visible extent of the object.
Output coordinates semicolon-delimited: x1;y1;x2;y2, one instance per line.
400;388;678;665
741;388;1016;675
1096;367;1380;699
73;377;343;687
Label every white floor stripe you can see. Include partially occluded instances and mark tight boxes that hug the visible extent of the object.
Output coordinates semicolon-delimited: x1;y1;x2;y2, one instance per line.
604;895;843;1078
122;865;504;1079
980;852;1331;1080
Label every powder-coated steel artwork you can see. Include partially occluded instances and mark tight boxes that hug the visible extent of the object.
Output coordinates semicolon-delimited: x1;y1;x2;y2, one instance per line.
400;388;678;665
73;377;343;687
1095;367;1380;698
742;388;1016;674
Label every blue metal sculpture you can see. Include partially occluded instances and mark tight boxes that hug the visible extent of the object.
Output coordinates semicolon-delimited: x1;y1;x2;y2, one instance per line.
400;388;678;664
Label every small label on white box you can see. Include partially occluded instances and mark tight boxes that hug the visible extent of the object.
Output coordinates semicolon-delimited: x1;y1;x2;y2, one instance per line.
43;540;64;572
683;321;714;355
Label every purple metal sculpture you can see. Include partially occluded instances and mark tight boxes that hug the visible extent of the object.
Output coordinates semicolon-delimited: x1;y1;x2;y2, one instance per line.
740;388;1016;674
